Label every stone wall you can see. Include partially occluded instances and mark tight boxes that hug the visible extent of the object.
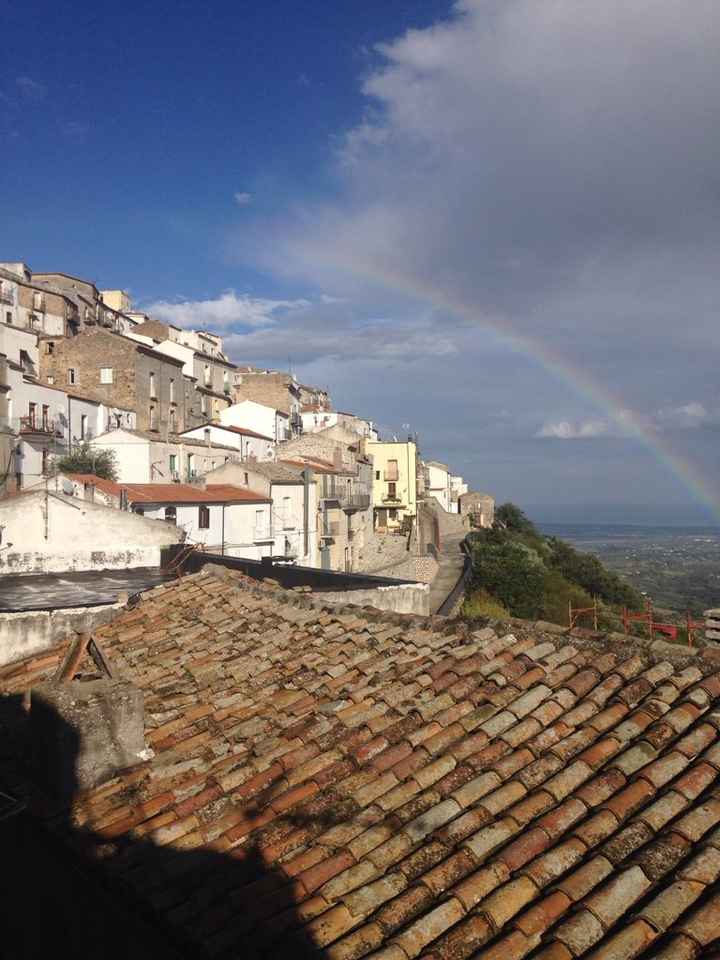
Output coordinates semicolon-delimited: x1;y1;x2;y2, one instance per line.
320;581;430;616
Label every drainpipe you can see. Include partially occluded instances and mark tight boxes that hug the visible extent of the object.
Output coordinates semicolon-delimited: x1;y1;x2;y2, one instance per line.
303;468;310;559
221;503;225;555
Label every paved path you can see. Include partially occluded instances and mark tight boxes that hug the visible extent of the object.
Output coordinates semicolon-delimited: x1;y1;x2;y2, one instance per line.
428;533;467;614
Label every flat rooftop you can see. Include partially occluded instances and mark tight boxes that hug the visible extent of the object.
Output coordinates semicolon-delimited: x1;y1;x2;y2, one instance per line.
0;567;174;612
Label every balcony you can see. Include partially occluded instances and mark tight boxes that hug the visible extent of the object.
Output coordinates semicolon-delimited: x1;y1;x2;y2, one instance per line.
381;493;402;504
19;416;61;437
0;290;14;306
339;492;371;511
253;526;274;543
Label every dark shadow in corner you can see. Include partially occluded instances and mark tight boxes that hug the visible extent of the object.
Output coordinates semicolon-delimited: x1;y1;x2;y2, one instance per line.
1;692;324;960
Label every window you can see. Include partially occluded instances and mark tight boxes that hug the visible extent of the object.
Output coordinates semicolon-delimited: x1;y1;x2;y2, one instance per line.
169;378;175;403
80;414;87;439
28;402;36;427
198;505;210;529
187;453;195;475
149;372;156;398
46;342;54;355
389;508;398;520
169;454;177;474
385;459;399;481
47;376;54;385
5;312;11;325
164;505;177;524
375;470;380;480
42;405;49;430
100;367;113;383
244;472;249;485
68;368;77;385
387;481;397;498
149;405;156;430
200;395;207;415
204;427;211;443
169;407;176;431
204;364;211;385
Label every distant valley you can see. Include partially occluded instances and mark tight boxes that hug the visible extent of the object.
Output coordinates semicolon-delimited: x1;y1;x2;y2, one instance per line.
538;523;720;615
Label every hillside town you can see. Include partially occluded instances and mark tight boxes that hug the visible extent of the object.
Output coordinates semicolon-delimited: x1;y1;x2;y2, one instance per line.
0;261;495;586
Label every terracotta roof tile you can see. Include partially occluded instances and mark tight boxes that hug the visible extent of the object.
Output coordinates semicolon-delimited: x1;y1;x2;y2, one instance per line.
4;567;720;958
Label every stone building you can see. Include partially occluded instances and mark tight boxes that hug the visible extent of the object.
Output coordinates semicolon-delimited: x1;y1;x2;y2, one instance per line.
128;319;235;423
0;263;138;339
232;367;303;435
364;438;419;532
39;327;187;434
459;489;495;527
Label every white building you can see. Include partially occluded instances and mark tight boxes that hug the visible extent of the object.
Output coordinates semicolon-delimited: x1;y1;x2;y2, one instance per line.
205;459;319;566
220;399;290;443
424;460;453;513
92;427;239;483
0;324;135;489
178;423;274;461
449;474;468;514
0;487;182;574
300;409;378;440
125;482;274;558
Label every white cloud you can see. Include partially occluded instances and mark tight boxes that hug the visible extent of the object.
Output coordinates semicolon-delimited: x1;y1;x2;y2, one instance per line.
15;76;46;101
536;419;612;440
144;290;310;331
233;192;252;206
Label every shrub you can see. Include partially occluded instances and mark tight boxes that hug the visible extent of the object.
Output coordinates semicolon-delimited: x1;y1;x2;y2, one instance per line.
471;540;545;619
55;442;119;482
461;590;509;620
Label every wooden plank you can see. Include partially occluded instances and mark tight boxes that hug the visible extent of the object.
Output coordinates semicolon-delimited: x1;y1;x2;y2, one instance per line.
54;633;91;683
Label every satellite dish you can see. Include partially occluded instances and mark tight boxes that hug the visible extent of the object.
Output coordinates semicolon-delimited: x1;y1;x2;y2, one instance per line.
62;478;74;495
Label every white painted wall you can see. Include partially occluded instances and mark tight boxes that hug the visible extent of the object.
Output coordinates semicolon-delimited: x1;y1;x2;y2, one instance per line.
181;424;274;461
426;462;452;513
7;370;102;487
0;491;181;573
137;500;273;558
93;429;239;482
220;400;289;442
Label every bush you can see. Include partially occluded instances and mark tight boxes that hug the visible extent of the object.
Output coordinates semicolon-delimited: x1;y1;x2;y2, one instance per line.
55;442;119;482
471;540;545;619
494;502;537;536
540;569;593;626
461;590;509;620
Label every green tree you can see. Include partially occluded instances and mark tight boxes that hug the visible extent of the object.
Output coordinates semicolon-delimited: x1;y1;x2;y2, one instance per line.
494;502;537;536
471;540;545;619
56;442;119;481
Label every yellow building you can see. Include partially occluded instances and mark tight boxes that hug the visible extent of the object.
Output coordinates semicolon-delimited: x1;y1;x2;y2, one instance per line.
364;440;418;532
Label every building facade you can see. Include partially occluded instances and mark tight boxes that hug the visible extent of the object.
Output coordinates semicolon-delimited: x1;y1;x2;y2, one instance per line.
91;428;239;483
364;439;418;532
39;327;187;434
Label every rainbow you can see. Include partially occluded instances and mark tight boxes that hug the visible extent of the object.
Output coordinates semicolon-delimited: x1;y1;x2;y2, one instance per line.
314;250;720;520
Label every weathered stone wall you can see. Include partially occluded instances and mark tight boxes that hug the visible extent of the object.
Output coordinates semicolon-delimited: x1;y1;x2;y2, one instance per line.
320;581;430;616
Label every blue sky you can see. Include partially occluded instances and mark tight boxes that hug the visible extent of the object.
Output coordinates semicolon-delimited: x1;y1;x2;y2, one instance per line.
4;1;720;520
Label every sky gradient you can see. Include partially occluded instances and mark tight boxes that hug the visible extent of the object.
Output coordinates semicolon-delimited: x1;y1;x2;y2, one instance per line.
3;1;719;521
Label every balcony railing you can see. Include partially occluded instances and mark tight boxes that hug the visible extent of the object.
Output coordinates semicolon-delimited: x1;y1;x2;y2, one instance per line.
339;492;371;511
381;493;402;504
0;290;14;306
19;416;60;436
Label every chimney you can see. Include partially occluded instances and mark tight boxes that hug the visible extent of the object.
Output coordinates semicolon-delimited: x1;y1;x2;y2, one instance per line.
30;678;146;803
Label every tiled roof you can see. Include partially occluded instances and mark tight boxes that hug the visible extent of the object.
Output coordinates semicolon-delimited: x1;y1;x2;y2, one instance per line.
2;569;720;959
65;472;123;499
63;475;270;504
125;483;270;504
184;423;273;441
